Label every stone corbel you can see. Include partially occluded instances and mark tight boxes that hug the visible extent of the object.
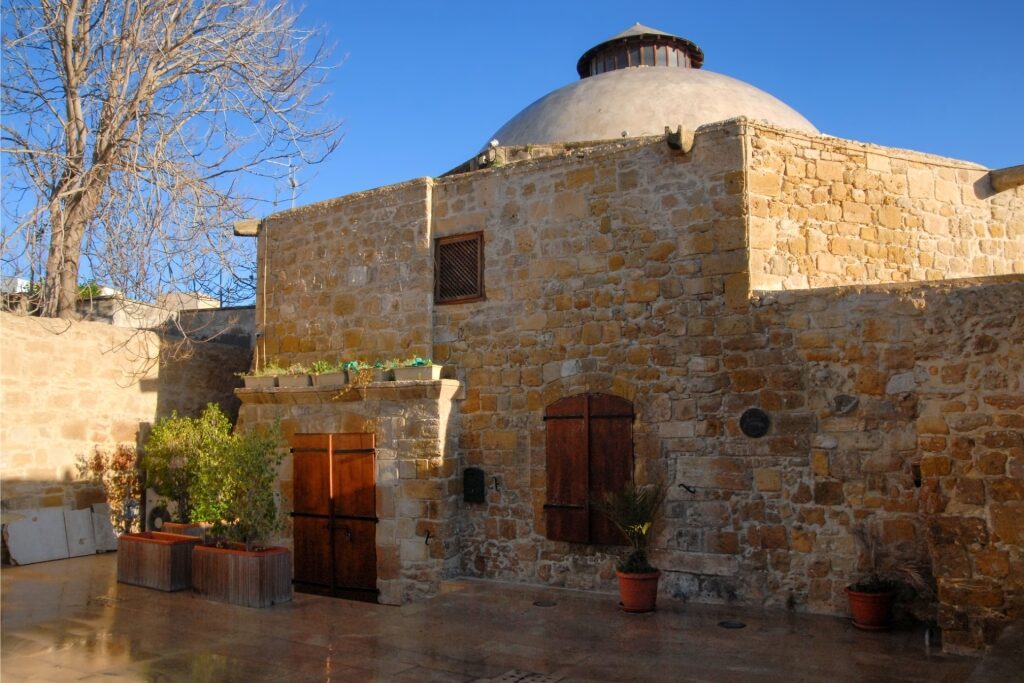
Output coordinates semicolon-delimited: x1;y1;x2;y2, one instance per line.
990;164;1024;193
665;125;695;154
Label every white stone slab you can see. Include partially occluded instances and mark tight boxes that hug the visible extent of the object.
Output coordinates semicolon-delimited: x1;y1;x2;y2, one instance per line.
3;507;69;565
64;508;97;557
91;503;119;552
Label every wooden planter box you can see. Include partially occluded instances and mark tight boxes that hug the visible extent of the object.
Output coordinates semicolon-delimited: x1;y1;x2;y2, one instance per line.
161;522;206;540
393;365;442;381
192;544;292;608
117;532;202;591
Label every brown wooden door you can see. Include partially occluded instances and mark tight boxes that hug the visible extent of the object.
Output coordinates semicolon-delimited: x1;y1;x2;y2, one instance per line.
544;394;633;545
291;433;377;602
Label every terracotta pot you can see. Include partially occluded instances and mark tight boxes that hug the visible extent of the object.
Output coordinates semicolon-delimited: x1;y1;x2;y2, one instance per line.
845;586;897;630
617;570;661;613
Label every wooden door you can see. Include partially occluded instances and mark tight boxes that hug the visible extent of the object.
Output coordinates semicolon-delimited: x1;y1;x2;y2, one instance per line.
544;394;633;545
291;433;378;602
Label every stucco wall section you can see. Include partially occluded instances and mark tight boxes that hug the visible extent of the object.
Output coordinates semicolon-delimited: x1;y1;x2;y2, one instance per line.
745;122;1024;290
255;178;434;368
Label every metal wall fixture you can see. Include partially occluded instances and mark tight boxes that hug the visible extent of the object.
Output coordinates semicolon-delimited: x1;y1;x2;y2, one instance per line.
739;408;771;438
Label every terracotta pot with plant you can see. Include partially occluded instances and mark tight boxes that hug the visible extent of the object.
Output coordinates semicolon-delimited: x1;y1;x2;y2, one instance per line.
847;523;930;630
594;480;668;613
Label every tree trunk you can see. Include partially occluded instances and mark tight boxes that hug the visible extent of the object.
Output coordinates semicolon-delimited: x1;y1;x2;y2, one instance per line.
42;219;85;319
41;179;105;319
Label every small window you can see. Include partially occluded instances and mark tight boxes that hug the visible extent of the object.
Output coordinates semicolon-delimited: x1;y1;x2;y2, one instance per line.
435;232;484;304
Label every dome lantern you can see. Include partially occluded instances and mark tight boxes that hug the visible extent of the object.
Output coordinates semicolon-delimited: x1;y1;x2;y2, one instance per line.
576;23;705;79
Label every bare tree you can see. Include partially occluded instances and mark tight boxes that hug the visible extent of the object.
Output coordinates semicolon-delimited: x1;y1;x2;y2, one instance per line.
2;0;341;318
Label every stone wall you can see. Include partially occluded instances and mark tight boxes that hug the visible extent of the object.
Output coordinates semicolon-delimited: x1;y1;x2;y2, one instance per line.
255;179;434;368
431;124;750;589
252;120;1023;652
0;313;159;510
746;122;1024;291
236;380;463;604
0;312;250;513
914;282;1024;654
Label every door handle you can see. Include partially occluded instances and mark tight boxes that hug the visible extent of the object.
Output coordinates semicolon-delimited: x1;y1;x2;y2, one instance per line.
334;525;353;541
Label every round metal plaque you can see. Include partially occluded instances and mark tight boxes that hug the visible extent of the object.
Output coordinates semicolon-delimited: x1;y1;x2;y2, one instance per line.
739;408;771;438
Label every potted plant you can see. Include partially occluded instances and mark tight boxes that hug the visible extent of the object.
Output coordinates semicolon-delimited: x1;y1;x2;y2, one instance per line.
392;356;443;381
239;361;286;390
593;480;668;613
310;359;347;387
141;404;231;535
846;524;930;630
276;362;312;388
190;422;292;607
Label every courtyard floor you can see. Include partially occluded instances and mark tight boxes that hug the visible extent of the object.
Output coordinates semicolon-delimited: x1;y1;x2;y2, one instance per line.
1;554;981;682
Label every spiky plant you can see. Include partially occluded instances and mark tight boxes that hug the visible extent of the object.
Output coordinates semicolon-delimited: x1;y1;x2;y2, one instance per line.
593;480;668;573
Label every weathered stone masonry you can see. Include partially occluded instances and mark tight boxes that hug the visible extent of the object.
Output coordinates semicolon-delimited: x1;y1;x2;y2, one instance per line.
248;118;1023;654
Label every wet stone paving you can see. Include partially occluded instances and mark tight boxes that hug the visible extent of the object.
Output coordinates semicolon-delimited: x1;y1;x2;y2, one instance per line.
1;554;979;682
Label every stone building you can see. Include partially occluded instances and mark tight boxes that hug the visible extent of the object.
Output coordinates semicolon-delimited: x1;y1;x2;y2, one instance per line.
236;25;1024;654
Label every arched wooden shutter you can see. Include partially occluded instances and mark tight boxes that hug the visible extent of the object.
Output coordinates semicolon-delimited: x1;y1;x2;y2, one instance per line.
544;393;633;545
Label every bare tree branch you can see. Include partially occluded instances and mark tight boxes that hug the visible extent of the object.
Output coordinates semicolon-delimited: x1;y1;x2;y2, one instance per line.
2;0;342;317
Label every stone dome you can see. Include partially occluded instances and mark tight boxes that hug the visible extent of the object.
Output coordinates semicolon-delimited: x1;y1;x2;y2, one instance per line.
486;24;817;147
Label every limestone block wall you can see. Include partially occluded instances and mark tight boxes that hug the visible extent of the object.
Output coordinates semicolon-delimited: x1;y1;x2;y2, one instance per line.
236;380;463;605
0;313;159;510
255;178;434;369
914;282;1024;654
0;312;251;514
432;124;751;588
157;339;250;423
745;122;1024;291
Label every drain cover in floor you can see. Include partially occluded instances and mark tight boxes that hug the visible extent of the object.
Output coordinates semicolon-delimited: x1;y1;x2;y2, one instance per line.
718;620;747;629
484;671;563;683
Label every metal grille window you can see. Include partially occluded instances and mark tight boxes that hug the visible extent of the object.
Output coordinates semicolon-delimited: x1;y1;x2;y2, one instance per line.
435;232;484;304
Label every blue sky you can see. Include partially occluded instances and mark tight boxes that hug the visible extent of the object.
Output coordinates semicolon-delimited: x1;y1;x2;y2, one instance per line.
285;0;1024;208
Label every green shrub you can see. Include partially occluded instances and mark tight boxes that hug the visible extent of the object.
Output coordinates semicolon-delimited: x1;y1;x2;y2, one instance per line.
142;404;231;523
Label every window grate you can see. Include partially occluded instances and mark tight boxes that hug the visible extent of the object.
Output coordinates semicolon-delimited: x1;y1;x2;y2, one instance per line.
435;232;483;304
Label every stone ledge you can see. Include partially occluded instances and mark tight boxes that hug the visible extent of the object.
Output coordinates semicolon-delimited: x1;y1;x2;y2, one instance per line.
235;379;464;405
652;550;739;576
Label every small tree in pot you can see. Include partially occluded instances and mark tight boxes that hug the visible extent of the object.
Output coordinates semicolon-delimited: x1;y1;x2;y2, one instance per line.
190;422;292;607
142;404;231;527
594;480;668;612
193;423;285;550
